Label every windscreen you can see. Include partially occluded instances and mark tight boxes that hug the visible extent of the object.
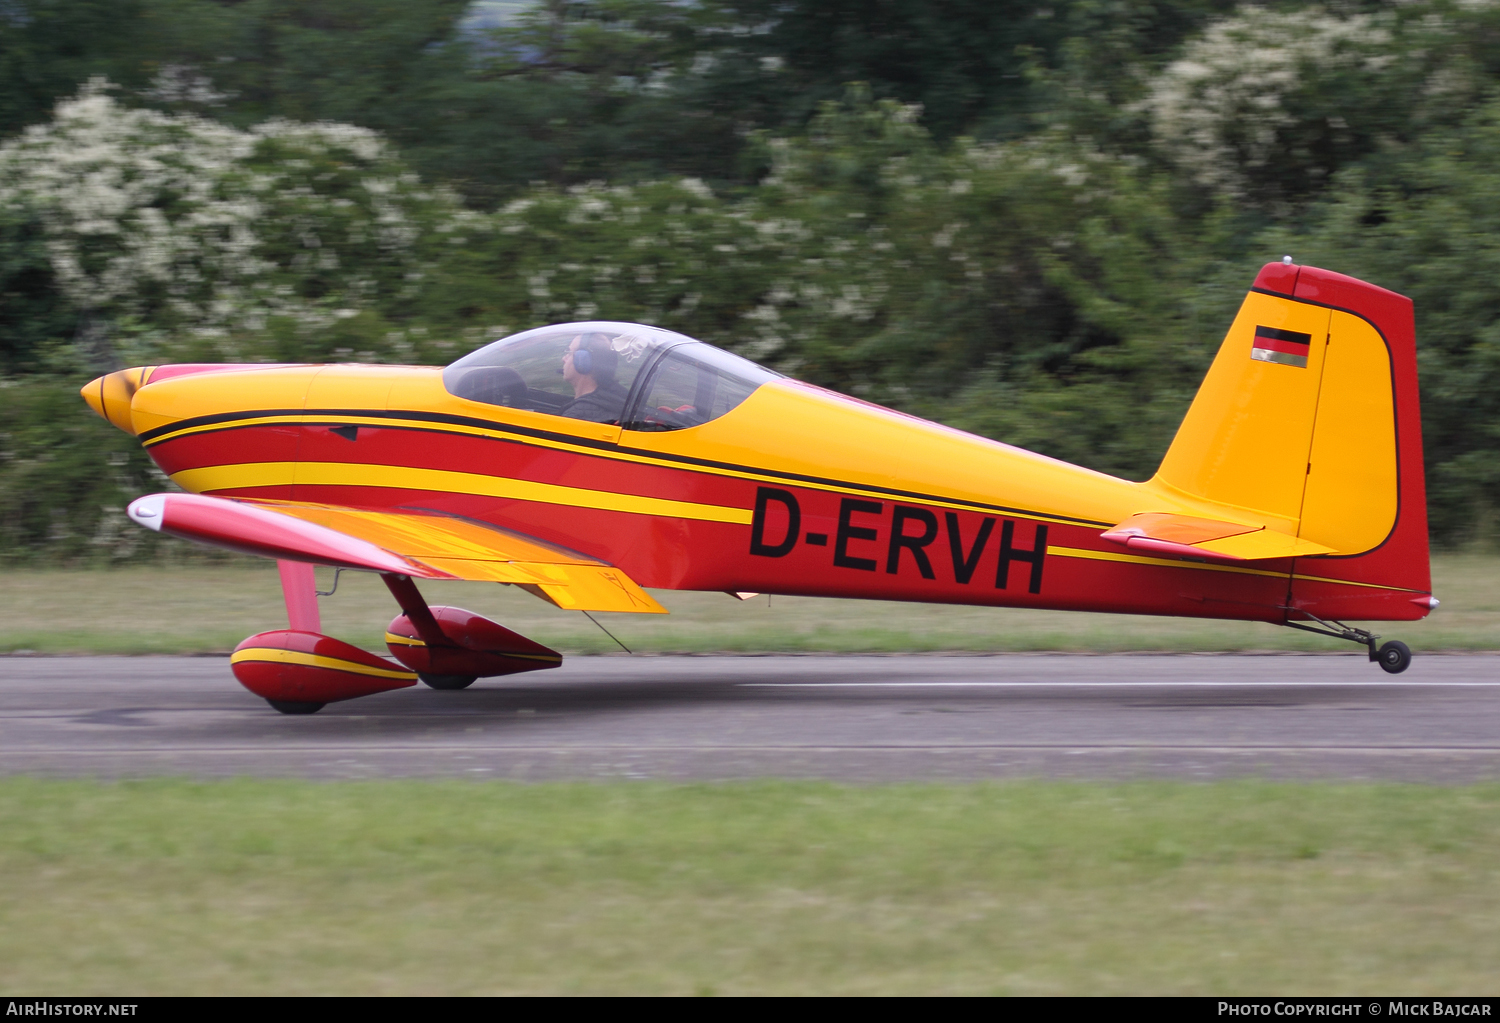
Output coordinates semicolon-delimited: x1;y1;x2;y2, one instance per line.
622;343;780;432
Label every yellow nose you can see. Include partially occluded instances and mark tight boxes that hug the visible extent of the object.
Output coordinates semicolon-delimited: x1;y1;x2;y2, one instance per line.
81;368;150;436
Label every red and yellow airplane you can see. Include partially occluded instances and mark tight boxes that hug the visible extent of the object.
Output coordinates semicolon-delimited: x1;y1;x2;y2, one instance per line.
82;261;1434;714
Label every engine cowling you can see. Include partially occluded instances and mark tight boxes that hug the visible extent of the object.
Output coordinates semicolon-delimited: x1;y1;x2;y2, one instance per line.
385;606;562;678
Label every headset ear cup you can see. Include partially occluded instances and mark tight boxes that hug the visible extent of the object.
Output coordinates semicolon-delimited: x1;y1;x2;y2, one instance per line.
574;348;592;375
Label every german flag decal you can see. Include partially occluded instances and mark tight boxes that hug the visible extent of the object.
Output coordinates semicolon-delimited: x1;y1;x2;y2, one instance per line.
1251;326;1313;368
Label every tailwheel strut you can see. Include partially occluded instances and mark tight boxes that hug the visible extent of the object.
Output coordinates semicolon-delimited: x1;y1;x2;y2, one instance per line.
1280;610;1412;674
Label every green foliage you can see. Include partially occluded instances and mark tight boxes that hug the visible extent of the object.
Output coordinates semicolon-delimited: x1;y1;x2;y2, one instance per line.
0;200;77;375
0;0;154;137
145;0;473;126
0;0;1252;204
0;377;169;563
689;0;1075;141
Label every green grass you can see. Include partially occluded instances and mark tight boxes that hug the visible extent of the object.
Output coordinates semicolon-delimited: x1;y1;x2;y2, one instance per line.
0;779;1497;994
0;554;1491;655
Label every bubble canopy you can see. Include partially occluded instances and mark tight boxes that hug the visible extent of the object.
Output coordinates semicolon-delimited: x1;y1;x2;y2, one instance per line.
443;321;779;431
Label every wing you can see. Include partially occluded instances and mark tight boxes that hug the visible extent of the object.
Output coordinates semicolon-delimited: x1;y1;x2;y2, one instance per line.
127;492;667;614
1100;511;1336;562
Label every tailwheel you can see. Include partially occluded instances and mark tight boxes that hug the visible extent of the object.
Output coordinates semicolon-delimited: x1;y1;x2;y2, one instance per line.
1376;640;1412;675
420;673;478;690
267;699;326;715
1282;611;1414;674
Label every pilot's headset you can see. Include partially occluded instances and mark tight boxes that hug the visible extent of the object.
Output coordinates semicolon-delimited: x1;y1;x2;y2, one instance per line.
571;333;619;381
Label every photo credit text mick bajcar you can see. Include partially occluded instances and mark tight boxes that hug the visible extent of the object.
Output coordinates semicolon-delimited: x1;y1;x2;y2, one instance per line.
1220;1005;1492;1017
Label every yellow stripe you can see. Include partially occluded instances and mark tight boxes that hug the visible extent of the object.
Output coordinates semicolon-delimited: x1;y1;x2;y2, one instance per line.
172;462;753;525
380;633;560;664
230;646;417;680
151;413;1089;527
1049;544;1289;580
486;651;563;664
1048;545;1420;592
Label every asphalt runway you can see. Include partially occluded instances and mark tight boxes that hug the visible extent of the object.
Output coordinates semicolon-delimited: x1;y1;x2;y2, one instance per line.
2;653;1500;782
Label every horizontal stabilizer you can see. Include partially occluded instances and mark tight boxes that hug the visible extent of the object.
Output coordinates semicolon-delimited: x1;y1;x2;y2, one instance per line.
1101;512;1336;562
127;493;666;614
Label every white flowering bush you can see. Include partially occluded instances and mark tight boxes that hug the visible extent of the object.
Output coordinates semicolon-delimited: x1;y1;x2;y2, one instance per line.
0;79;460;368
1142;7;1403;202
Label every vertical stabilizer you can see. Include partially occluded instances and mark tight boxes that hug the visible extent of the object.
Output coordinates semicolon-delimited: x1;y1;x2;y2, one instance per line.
1153;262;1431;619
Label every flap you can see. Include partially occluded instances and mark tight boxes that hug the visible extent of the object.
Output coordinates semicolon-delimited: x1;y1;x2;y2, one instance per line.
128;493;666;614
247;499;668;614
417;558;667;613
1101;512;1336;562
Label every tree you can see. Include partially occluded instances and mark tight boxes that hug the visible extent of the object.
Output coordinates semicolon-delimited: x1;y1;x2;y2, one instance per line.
0;0;154;138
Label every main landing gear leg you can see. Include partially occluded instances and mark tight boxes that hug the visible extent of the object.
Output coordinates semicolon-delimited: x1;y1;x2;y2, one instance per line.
381;574;477;690
1281;611;1413;674
380;574;562;686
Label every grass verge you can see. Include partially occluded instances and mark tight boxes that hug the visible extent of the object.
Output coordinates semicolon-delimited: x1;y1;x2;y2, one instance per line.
0;779;1497;994
0;554;1491;655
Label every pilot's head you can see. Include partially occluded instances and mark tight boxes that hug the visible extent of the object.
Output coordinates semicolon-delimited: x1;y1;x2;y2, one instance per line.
563;332;619;391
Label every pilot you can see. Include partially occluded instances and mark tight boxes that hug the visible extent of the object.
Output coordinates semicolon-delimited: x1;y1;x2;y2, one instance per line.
561;333;629;423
